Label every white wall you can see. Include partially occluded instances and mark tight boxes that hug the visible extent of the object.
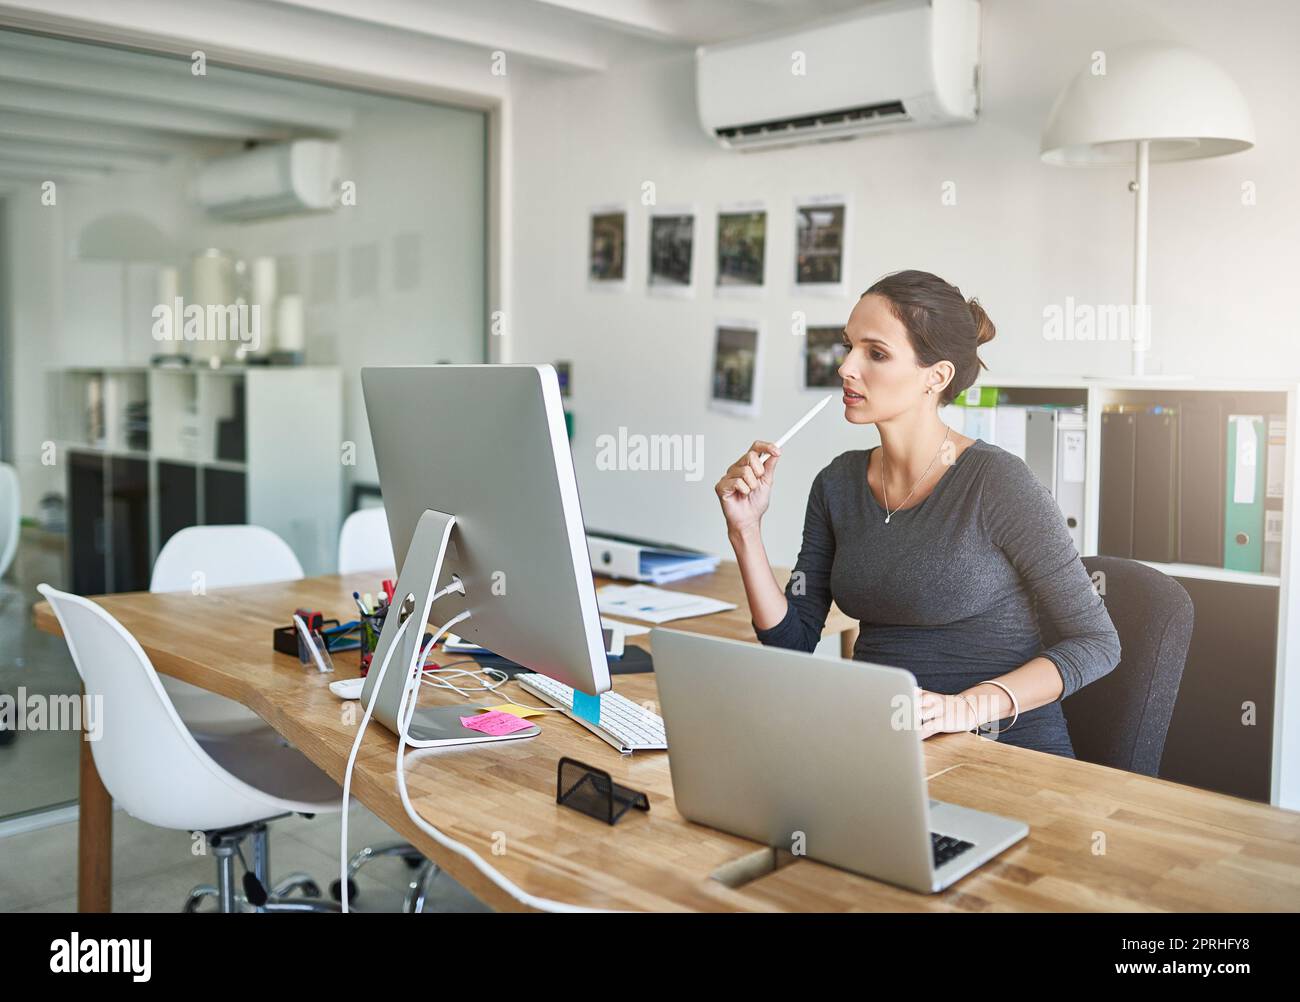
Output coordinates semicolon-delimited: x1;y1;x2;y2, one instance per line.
507;0;1300;568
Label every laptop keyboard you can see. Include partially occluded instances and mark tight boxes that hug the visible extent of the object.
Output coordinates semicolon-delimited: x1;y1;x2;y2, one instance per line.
931;832;976;868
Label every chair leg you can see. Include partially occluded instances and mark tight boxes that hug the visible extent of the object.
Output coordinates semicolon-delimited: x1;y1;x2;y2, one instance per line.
273;872;322;898
251;823;270;888
261;896;340;913
183;884;219;913
348;842;424;879
214;843;239;913
331;841;426;903
250;823;321;898
403;860;442;914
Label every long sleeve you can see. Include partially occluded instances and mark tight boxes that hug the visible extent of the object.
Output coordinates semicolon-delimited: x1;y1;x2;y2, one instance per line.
980;453;1122;699
752;467;836;653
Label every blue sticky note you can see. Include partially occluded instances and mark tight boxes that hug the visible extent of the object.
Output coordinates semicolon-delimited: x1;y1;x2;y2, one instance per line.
571;688;601;725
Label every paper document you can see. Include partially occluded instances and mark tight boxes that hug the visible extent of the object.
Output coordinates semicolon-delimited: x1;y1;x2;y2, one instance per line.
596;584;736;624
601;616;651;637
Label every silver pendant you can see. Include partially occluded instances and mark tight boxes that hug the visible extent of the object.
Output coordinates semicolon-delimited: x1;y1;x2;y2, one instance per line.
884;515;891;524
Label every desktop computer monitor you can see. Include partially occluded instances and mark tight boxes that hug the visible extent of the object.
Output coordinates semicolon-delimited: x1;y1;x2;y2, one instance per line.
358;363;611;739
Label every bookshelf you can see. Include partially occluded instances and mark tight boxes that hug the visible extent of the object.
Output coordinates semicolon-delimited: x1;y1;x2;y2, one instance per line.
957;374;1299;811
50;365;343;591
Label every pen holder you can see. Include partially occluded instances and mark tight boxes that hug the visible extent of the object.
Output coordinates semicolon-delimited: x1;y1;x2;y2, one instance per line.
358;611;386;676
556;757;649;826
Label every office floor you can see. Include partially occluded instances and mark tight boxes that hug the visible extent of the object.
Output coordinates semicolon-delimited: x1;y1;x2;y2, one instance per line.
0;800;492;912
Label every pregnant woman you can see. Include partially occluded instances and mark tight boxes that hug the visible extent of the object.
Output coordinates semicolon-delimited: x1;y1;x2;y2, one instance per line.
715;269;1121;757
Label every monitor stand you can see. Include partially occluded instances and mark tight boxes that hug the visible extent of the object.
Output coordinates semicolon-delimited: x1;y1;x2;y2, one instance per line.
360;508;539;746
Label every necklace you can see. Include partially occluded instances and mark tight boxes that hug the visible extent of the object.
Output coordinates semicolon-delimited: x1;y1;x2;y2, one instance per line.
880;426;951;524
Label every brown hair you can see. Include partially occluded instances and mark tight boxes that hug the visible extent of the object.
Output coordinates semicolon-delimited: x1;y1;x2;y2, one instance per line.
862;269;995;406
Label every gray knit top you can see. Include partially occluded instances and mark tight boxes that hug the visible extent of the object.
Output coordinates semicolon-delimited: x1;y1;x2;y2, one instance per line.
753;439;1122;757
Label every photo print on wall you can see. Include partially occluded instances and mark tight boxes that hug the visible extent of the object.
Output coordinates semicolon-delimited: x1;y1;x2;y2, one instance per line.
648;207;696;295
804;326;849;389
588;205;627;289
795;194;849;295
710;318;762;418
716;201;766;295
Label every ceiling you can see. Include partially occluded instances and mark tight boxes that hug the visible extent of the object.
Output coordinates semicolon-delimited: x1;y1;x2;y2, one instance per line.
259;0;870;72
0;29;367;187
0;0;868;187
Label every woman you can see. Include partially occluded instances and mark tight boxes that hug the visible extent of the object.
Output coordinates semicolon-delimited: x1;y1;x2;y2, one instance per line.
714;269;1121;757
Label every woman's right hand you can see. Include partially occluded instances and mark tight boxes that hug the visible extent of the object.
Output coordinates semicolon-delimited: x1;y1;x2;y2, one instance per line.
715;440;781;535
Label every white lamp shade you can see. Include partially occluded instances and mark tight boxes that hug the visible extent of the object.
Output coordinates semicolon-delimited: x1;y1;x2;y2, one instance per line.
1041;41;1255;165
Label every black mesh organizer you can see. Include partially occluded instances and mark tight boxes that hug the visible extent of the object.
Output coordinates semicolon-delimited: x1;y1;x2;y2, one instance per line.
556;757;649;825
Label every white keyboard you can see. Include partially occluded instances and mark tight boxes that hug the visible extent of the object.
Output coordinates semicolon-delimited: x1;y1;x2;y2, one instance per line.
515;673;667;753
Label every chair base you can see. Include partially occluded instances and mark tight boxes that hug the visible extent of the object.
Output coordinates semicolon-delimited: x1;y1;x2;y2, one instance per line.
183;884;340;913
183;819;338;913
330;841;442;913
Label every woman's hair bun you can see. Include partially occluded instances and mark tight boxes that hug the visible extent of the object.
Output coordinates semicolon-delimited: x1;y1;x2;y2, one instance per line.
968;297;996;347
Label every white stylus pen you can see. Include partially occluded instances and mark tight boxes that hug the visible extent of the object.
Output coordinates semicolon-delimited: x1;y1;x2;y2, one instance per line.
723;392;835;495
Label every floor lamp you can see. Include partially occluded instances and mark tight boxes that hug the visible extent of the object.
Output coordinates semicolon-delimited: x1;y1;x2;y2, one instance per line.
1040;41;1255;377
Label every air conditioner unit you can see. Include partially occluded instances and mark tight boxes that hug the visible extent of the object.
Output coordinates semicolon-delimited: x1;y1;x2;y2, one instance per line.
696;0;981;151
195;140;341;220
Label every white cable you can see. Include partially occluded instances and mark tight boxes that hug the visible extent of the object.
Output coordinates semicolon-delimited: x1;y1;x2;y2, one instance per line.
338;612;412;914
342;586;608;913
415;639;565;714
398;611;474;749
392;611;609;913
337;577;460;913
420;664;509;698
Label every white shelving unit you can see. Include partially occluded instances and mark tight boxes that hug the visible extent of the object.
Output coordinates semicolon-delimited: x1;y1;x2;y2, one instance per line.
963;374;1299;810
51;365;343;585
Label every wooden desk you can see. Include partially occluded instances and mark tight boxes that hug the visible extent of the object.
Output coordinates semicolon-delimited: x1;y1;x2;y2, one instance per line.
35;564;1300;912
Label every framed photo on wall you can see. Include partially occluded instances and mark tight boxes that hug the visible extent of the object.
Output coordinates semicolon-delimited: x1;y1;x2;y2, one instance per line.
794;193;850;296
803;325;849;389
716;201;766;296
709;318;762;418
588;204;628;289
647;206;696;296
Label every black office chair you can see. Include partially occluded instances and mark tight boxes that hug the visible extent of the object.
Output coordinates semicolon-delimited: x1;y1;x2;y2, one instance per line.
1041;555;1194;777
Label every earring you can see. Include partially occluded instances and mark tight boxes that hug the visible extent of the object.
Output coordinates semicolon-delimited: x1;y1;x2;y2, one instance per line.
926;388;933;395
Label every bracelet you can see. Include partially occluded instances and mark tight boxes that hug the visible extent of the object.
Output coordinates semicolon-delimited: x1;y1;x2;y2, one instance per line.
975;679;1019;733
958;694;982;735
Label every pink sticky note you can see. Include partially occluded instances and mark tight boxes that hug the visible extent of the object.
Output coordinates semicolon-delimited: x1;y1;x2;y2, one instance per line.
460;710;535;736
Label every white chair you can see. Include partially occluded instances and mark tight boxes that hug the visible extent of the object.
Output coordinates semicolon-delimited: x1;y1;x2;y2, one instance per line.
153;524;305;592
156;523;436;910
38;584;341;912
337;507;394;574
150;525;304;737
0;462;20;580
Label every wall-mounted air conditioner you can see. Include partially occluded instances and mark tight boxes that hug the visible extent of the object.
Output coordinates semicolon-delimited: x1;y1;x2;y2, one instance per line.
696;0;981;151
195;139;341;220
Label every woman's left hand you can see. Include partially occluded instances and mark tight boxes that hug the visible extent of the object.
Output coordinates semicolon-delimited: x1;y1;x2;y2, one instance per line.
916;688;980;740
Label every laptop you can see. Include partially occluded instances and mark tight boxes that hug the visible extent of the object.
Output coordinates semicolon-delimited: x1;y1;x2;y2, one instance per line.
650;627;1029;894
